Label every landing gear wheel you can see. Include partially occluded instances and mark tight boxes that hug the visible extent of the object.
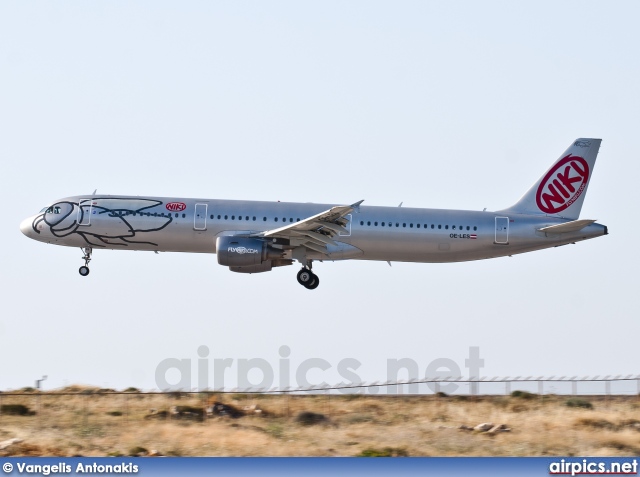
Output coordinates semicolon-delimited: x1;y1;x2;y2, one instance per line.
79;266;90;277
297;268;314;286
306;274;319;289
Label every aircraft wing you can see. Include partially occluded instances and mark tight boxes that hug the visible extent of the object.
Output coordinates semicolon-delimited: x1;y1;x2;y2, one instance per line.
251;200;363;254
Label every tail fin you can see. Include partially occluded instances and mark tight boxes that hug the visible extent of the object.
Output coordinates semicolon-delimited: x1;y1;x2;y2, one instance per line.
499;138;601;219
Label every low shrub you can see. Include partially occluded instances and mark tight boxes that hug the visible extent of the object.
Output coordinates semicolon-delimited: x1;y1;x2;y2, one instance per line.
566;399;593;410
295;411;327;426
575;418;616;430
127;446;148;457
1;404;34;416
511;390;537;400
357;447;409;457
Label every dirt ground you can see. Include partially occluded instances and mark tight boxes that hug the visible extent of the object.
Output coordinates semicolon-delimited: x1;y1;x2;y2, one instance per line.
1;388;639;457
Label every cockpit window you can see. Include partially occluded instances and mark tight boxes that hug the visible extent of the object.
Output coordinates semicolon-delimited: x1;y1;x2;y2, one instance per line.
44;206;62;214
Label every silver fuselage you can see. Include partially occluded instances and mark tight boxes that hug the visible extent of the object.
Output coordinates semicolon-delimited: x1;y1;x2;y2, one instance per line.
20;195;607;263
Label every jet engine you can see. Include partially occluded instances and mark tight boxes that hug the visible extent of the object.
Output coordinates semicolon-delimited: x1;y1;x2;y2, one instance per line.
216;236;283;273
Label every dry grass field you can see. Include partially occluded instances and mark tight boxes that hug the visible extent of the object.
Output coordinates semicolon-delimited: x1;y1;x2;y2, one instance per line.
1;387;639;457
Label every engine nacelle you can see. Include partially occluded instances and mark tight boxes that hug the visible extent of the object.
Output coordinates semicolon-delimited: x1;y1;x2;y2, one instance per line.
229;262;273;274
216;236;281;270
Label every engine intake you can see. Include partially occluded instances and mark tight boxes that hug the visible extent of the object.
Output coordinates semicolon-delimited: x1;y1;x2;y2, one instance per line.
216;236;281;269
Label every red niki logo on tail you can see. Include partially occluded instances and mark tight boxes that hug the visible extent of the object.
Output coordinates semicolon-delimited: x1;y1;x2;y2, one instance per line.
536;155;589;214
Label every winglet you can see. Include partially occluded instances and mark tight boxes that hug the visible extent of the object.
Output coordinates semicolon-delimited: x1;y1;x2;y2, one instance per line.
350;200;364;208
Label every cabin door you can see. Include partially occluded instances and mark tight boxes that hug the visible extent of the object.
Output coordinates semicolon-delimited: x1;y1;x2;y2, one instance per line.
194;203;208;231
495;216;509;244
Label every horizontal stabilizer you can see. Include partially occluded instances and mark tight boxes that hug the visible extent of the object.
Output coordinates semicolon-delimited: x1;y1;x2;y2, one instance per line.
538;219;596;234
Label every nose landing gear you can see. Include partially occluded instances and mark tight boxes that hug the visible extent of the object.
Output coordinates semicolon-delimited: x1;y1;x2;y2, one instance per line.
297;266;319;290
79;247;92;277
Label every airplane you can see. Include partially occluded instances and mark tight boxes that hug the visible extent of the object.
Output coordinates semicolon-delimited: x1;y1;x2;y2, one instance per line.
20;138;607;289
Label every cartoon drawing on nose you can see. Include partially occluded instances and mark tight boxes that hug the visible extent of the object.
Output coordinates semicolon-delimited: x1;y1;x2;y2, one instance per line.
32;198;173;247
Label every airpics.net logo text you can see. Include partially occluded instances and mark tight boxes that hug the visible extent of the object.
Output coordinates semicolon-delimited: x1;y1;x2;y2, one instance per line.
154;346;485;394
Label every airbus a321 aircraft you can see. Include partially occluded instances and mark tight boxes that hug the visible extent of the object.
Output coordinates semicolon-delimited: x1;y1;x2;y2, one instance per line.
20;138;607;289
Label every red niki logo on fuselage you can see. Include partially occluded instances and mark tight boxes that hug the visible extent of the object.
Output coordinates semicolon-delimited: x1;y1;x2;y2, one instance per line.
535;155;589;214
166;202;187;212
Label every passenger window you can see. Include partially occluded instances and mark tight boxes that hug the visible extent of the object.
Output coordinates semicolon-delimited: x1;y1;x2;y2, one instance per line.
360;221;364;226
452;225;456;230
182;213;186;218
416;224;420;228
238;216;242;221
275;217;278;222
374;221;378;226
396;223;399;227
445;225;448;229
282;218;286;222
253;216;256;221
232;215;235;220
210;215;213;219
438;225;441;229
246;216;249;221
175;213;178;218
367;221;371;226
217;215;221;219
403;223;406;227
382;222;385;226
474;226;477;231
297;218;300;222
263;217;267;221
224;215;228;220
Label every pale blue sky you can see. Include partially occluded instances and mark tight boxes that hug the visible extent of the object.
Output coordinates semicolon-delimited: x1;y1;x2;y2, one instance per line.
1;1;638;392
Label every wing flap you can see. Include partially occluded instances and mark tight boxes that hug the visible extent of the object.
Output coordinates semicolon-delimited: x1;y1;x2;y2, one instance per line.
292;230;338;246
302;242;327;254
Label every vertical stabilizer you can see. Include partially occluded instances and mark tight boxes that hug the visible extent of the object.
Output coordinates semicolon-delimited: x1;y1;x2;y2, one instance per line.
499;138;601;219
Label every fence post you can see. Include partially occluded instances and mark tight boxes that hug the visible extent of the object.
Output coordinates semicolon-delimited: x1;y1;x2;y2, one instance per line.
572;381;577;395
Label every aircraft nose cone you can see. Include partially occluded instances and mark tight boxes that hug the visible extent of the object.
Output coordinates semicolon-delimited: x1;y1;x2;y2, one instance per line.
20;217;34;237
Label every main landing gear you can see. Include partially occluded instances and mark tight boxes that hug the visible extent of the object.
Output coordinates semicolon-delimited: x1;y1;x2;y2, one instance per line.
297;265;320;290
79;247;92;277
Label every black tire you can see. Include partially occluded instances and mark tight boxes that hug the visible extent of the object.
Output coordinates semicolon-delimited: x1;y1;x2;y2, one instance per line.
297;268;314;286
79;266;90;277
306;274;320;289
